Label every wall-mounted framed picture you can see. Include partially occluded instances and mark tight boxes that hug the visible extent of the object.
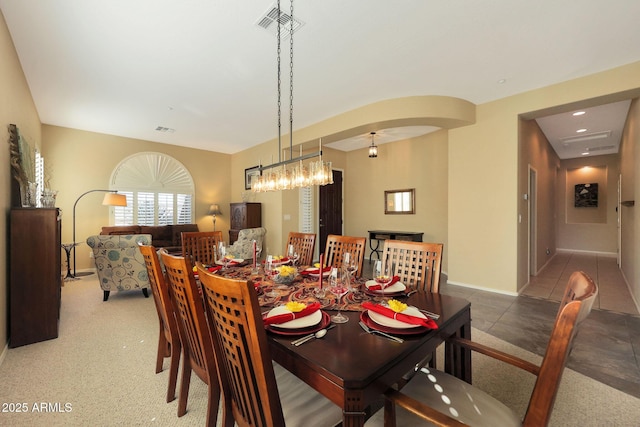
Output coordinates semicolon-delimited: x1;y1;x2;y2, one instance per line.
245;166;261;190
574;183;598;207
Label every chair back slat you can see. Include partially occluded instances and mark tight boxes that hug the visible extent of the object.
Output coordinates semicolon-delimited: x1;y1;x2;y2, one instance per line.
523;271;597;427
286;232;316;265
382;240;443;292
324;234;366;277
181;231;223;266
198;266;286;427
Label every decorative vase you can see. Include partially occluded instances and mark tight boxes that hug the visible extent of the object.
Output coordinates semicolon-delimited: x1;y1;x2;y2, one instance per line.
20;181;37;207
41;189;58;208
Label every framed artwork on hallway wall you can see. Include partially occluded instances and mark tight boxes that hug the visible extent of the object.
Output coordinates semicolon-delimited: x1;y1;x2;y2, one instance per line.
575;183;598;207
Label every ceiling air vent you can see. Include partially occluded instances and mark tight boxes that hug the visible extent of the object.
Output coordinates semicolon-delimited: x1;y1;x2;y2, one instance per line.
560;130;611;145
256;4;304;37
155;126;175;133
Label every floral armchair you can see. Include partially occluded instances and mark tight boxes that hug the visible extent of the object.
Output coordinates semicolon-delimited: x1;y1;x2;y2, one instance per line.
86;234;152;301
228;227;266;260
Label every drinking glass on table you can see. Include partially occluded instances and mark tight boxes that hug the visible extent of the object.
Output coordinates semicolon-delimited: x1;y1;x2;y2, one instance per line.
219;242;231;270
374;260;393;289
265;255;278;298
287;244;299;266
344;252;358;289
330;268;349;323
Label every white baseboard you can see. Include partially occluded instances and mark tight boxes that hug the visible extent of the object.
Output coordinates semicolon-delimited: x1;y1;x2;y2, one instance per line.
556;248;617;257
446;280;519;297
620;268;640;314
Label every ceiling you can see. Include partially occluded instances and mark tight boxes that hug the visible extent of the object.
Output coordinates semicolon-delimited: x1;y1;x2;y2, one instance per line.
2;1;640;157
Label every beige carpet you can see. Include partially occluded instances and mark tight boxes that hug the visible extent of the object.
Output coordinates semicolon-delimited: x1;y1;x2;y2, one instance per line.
0;276;638;426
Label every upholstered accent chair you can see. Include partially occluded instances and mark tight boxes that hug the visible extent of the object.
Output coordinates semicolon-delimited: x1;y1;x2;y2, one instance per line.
228;227;266;260
86;234;151;301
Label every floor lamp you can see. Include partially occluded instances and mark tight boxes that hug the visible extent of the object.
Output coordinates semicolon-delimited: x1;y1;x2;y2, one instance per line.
208;204;222;231
72;189;127;278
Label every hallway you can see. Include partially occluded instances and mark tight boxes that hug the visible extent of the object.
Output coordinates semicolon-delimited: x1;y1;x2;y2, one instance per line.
523;251;639;316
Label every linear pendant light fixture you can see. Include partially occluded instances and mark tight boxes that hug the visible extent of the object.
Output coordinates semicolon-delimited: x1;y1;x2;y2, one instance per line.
252;0;332;192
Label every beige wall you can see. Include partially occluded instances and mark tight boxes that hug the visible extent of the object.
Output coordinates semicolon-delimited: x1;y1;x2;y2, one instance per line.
556;155;619;253
1;11;42;352
619;98;639;305
42;125;232;271
450;61;640;294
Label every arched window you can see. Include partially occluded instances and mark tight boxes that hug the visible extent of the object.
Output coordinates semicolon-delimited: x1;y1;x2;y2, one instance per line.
110;152;195;225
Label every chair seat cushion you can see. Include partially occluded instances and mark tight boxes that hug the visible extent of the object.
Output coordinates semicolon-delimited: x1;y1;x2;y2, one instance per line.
273;362;342;427
386;367;521;427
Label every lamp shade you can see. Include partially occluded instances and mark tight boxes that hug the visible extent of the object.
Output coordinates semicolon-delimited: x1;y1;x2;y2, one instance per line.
102;192;127;207
208;204;222;216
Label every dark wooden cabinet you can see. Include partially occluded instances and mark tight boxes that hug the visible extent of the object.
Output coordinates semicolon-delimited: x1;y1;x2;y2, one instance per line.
9;208;62;347
229;202;261;243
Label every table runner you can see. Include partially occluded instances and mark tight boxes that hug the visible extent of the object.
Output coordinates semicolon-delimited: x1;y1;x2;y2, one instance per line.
219;265;399;311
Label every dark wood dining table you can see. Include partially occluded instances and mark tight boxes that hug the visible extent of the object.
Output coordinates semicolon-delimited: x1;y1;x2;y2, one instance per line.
218;264;472;427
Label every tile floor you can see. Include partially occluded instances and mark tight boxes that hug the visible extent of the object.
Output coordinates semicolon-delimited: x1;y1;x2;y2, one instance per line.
363;253;640;398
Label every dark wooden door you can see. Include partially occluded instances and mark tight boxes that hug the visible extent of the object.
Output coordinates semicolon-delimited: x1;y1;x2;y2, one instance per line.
319;170;343;254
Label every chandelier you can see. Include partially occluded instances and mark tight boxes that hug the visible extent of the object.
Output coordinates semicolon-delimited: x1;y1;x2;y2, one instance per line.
252;0;332;193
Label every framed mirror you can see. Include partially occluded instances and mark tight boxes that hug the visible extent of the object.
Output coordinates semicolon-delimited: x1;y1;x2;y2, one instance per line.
385;188;415;214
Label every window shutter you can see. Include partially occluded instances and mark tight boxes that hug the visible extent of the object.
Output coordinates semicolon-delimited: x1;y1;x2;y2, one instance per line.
157;193;174;225
300;186;313;233
114;192;134;225
177;194;193;224
137;192;155;225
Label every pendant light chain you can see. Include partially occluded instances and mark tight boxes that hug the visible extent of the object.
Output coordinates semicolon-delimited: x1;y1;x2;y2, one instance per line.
289;0;294;160
276;0;282;162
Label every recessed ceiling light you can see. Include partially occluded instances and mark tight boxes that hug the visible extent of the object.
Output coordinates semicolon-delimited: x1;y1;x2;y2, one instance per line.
573;111;586;116
581;152;590;156
576;128;587;133
497;78;506;84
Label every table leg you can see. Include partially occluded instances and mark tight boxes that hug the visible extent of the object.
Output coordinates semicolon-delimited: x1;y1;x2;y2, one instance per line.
342;390;367;427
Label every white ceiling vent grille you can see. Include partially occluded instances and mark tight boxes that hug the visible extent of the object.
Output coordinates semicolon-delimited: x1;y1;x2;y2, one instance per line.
560;130;611;145
256;4;304;37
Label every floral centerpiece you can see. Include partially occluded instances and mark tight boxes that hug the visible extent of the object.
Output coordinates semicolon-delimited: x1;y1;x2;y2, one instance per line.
273;265;297;284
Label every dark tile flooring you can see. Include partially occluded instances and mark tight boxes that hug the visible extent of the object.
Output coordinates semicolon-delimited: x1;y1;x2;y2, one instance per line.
363;255;640;398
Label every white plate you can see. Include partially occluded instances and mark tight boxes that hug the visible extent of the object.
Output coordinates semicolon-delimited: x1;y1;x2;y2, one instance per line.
215;258;244;266
267;305;322;329
368;306;426;329
304;268;330;278
365;279;406;294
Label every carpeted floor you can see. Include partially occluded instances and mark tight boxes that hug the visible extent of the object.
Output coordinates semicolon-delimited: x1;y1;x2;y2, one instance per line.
0;276;638;426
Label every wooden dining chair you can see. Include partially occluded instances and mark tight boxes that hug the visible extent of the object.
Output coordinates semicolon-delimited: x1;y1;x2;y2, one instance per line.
196;265;343;427
382;240;443;292
160;250;220;426
382;271;598;427
286;231;316;265
139;244;181;403
324;234;366;278
181;231;223;266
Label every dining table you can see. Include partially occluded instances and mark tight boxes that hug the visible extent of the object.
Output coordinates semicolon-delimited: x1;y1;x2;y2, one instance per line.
216;262;472;427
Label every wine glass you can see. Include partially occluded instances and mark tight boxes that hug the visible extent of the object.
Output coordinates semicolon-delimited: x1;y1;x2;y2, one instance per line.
344;252;358;289
286;244;300;267
265;255;279;298
374;261;393;290
330;268;349;323
218;242;231;270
